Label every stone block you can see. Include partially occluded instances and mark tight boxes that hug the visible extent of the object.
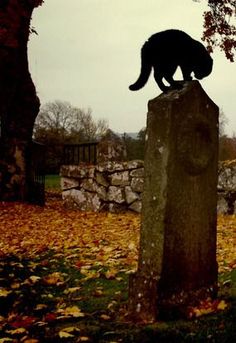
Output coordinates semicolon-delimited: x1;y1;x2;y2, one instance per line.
109;203;126;213
60;165;95;179
96;161;125;173
127;160;144;170
61;177;79;191
131;177;144;193
125;186;139;204
62;189;101;211
80;178;107;201
109;171;130;186
95;172;109;187
130;168;144;178
108;186;125;203
129;200;142;213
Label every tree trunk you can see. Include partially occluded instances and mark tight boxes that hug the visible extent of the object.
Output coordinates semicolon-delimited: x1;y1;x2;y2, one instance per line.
0;0;41;201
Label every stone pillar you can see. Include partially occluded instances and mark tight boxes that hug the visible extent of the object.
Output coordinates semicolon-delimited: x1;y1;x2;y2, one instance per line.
129;81;219;322
97;129;127;163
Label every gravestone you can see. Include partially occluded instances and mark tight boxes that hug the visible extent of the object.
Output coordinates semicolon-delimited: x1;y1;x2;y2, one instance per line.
129;81;219;322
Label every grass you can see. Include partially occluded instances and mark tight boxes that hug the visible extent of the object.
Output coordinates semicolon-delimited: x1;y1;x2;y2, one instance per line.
45;174;61;190
1;251;235;342
0;194;235;342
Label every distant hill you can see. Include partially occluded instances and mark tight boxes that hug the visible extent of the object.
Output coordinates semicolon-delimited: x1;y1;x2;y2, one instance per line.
116;132;139;139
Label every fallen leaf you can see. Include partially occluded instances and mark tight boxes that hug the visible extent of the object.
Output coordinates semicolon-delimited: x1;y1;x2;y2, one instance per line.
57;306;85;318
10;316;36;328
188;298;228;318
92;289;103;297
100;314;111;321
79;337;90;342
43;272;64;285
59;330;74;338
29;275;41;284
217;300;228;311
105;268;118;280
10;282;20;289
107;301;117;310
61;326;81;334
80;268;100;280
63;287;81;295
0;289;11;297
5;327;27;335
44;313;57;322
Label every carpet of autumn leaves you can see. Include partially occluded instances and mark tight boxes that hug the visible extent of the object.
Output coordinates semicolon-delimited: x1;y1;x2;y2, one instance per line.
0;194;235;273
0;195;139;270
0;192;235;342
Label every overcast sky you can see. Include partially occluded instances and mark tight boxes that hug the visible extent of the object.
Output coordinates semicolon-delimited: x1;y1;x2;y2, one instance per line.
29;0;236;135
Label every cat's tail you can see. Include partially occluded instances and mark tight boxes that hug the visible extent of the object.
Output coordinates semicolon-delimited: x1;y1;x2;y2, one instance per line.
129;42;152;91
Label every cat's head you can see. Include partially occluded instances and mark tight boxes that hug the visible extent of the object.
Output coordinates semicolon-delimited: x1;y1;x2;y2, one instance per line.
193;42;213;80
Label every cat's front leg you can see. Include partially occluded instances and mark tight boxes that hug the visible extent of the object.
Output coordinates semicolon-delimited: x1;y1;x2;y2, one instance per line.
180;65;193;81
164;74;183;90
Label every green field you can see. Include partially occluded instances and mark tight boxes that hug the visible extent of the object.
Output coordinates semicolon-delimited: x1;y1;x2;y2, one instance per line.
45;174;61;190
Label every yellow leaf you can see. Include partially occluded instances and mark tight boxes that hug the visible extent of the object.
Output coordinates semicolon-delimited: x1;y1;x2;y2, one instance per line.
5;328;27;335
59;331;74;338
93;289;103;297
29;275;41;283
63;287;81;295
62;326;81;334
81;269;100;280
10;283;20;289
217;300;228;311
57;306;85;318
0;289;11;297
103;246;113;253
43;272;64;285
105;268;117;280
107;301;117;310
0;338;14;343
128;242;136;250
197;308;214;316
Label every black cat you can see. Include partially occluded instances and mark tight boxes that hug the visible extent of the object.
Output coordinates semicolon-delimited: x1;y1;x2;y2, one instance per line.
129;29;213;92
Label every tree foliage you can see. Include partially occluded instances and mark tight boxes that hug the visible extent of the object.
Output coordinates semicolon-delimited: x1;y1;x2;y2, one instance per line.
123;128;146;161
219;135;236;160
195;0;236;61
34;100;108;173
34;100;108;143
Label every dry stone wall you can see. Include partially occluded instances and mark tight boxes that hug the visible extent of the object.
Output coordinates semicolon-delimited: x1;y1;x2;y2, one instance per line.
60;160;144;213
61;159;236;214
217;160;236;214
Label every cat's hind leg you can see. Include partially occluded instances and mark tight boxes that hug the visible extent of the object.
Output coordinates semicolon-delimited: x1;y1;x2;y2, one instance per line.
153;69;170;92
